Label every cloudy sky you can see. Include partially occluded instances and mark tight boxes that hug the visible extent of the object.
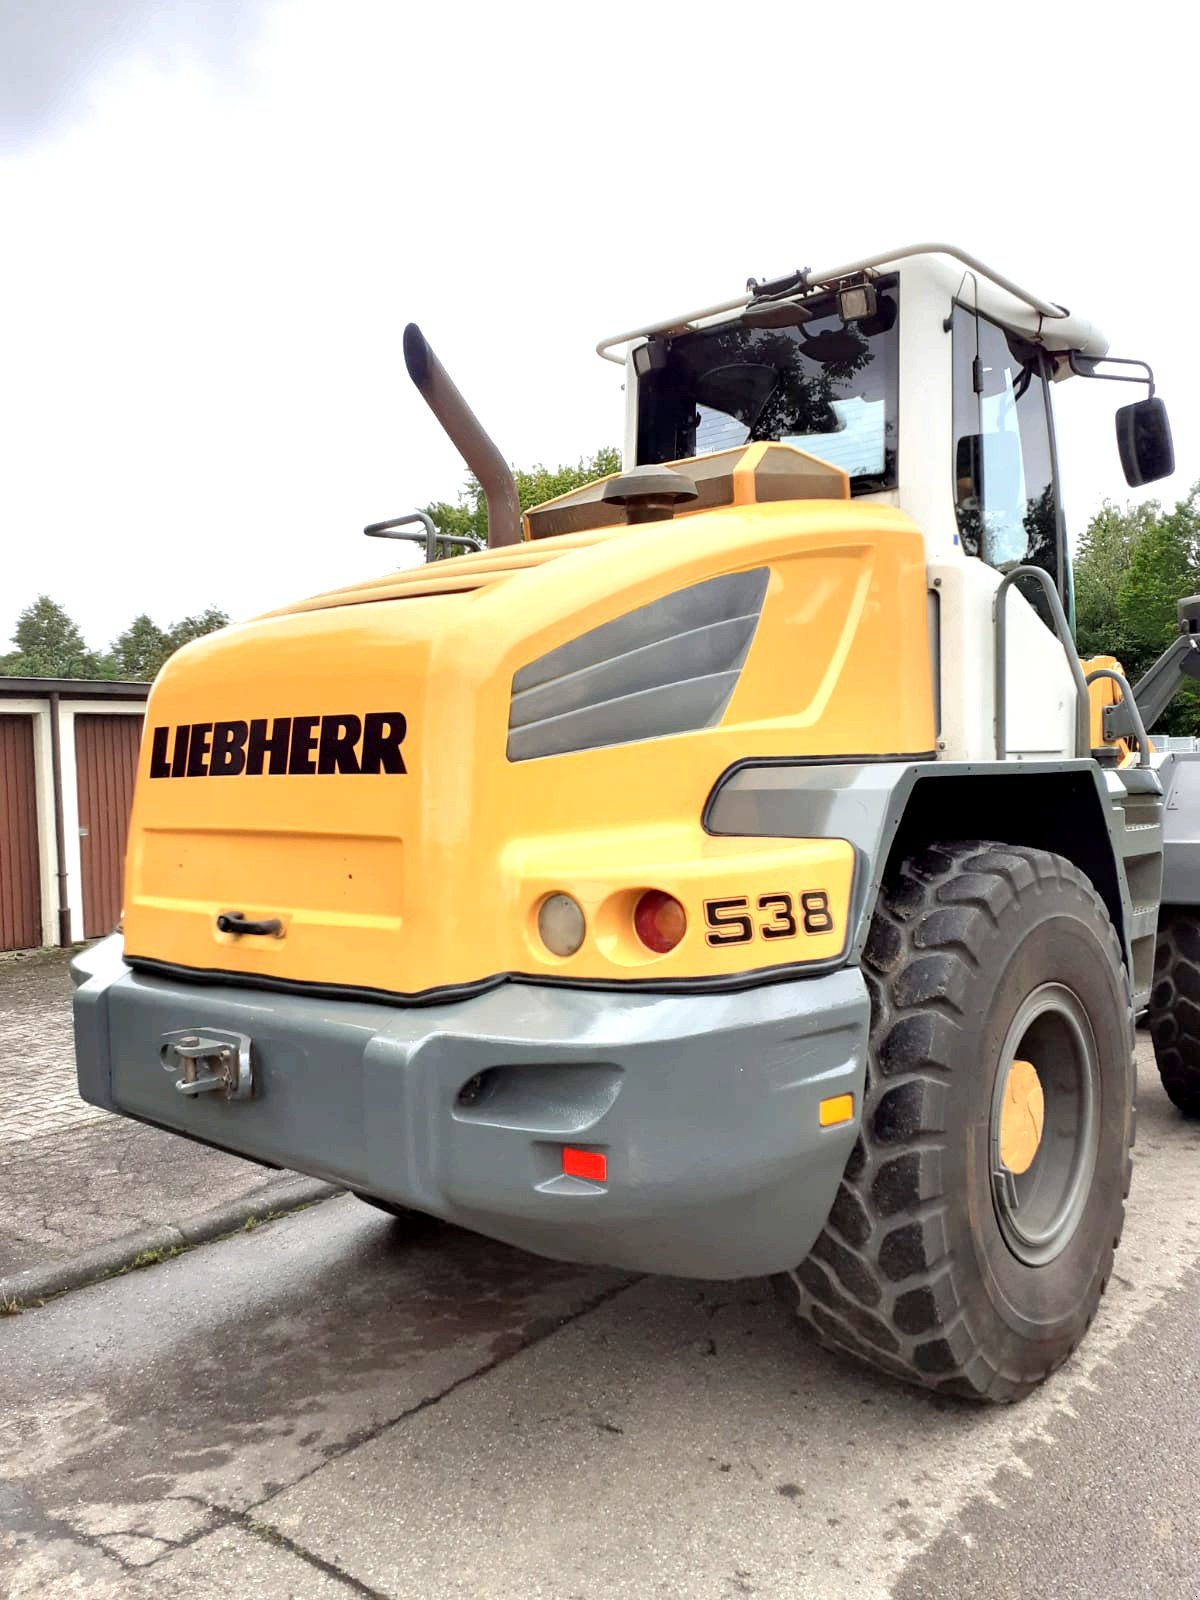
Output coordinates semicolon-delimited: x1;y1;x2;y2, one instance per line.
0;0;1193;654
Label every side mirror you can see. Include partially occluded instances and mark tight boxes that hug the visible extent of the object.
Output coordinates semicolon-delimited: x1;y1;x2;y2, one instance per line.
1117;396;1175;487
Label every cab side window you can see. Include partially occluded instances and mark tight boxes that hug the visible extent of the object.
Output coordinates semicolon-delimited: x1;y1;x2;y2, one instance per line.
951;306;1063;610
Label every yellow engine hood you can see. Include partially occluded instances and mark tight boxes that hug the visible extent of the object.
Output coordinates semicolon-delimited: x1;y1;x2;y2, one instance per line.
121;499;934;999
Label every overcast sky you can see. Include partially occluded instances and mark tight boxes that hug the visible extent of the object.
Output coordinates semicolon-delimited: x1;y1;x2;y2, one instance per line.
0;0;1194;653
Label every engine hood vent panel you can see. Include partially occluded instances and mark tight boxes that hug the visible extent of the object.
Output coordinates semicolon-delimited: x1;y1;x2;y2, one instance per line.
507;568;768;761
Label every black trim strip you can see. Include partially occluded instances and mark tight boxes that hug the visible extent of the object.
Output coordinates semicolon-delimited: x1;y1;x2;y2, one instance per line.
702;751;937;834
122;949;851;1010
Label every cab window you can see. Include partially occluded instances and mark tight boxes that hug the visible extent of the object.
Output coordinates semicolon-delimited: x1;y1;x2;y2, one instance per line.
636;279;900;496
951;306;1063;610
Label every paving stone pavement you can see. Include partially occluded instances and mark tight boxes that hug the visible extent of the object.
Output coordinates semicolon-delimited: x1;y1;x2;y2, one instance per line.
0;946;110;1142
0;943;312;1281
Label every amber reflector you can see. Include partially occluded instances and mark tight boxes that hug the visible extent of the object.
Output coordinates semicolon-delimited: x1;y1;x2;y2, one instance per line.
819;1094;855;1128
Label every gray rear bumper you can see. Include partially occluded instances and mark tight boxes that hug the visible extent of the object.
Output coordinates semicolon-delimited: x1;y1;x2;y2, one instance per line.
72;936;867;1280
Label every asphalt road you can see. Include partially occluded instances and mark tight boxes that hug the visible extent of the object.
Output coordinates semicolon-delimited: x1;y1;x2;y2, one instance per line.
3;1039;1199;1599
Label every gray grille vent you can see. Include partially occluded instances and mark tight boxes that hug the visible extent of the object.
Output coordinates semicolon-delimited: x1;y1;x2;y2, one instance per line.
507;568;769;761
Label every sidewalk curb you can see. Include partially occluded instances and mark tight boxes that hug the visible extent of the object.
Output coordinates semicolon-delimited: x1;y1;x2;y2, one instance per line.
0;1175;342;1310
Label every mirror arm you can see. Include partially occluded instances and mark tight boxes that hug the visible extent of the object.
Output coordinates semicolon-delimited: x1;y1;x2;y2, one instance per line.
1067;350;1156;398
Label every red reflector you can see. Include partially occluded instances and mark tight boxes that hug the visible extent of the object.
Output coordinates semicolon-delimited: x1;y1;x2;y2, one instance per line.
562;1146;607;1183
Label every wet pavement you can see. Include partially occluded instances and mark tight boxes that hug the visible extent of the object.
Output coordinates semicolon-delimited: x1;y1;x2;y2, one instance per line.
2;1040;1199;1598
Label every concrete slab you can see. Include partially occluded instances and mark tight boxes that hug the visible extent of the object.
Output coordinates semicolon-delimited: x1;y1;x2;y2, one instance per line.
0;1191;629;1589
255;1049;1200;1600
1;1043;1198;1599
0;1521;348;1599
153;1526;351;1598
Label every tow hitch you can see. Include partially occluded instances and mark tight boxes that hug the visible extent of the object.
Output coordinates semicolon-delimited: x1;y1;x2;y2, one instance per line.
161;1029;255;1100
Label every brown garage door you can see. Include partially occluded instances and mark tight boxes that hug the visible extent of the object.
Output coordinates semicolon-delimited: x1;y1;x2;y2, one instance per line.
0;715;42;951
76;713;143;940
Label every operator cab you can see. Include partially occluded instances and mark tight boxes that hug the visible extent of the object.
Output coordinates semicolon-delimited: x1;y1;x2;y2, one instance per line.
605;245;1174;628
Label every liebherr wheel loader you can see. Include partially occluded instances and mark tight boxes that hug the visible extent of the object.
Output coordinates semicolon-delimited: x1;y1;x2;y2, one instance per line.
73;244;1200;1402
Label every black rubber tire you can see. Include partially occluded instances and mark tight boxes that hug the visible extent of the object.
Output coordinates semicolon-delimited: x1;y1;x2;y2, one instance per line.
1147;911;1200;1116
777;841;1135;1403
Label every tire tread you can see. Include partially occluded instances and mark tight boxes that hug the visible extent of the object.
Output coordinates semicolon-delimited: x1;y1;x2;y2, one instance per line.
780;840;1134;1402
1147;911;1200;1116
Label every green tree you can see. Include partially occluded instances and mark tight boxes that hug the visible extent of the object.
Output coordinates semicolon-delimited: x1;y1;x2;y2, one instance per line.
0;595;106;678
1117;502;1200;666
1115;491;1200;734
1073;499;1159;662
110;613;171;679
0;598;233;682
109;607;230;681
423;447;622;548
163;607;230;654
1073;485;1200;735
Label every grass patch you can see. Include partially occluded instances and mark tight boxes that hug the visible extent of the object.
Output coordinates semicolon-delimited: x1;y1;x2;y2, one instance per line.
0;1188;342;1316
124;1246;183;1273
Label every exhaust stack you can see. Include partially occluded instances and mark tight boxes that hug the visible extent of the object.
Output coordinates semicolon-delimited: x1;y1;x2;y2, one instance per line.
403;323;522;548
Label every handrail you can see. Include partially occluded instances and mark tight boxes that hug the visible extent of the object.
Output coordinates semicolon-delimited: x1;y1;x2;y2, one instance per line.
1085;668;1152;767
364;511;484;564
993;565;1090;760
596;242;1070;363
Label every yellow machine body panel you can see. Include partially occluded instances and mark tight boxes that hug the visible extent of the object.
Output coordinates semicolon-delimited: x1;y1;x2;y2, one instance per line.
1082;654;1139;762
121;497;934;998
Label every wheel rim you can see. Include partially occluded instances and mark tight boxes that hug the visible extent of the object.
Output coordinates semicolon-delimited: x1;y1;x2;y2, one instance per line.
989;983;1100;1266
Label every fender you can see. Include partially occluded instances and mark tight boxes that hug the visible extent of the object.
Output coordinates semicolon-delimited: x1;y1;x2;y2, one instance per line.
704;757;1164;1008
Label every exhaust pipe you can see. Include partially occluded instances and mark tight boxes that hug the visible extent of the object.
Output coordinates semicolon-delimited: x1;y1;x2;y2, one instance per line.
402;323;522;548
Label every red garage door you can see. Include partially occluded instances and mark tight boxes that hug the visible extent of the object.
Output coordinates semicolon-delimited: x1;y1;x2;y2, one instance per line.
76;713;143;940
0;715;42;951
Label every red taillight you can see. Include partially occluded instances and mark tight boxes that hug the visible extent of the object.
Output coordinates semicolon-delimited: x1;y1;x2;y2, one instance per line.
563;1147;607;1182
633;889;687;954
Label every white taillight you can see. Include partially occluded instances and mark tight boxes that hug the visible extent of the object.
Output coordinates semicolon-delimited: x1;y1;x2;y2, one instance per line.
537;893;586;957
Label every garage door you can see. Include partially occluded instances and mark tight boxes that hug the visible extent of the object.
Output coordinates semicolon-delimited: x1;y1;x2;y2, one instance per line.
75;713;143;940
0;715;42;951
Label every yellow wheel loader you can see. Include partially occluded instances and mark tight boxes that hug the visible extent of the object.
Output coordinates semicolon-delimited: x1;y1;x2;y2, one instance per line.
73;245;1196;1401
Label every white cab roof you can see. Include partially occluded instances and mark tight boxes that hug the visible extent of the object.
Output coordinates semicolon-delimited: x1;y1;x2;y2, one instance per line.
597;244;1108;366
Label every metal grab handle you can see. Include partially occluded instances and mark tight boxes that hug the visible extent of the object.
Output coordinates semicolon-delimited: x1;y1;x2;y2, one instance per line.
364;511;484;564
993;565;1090;760
216;912;283;937
1085;668;1152;767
